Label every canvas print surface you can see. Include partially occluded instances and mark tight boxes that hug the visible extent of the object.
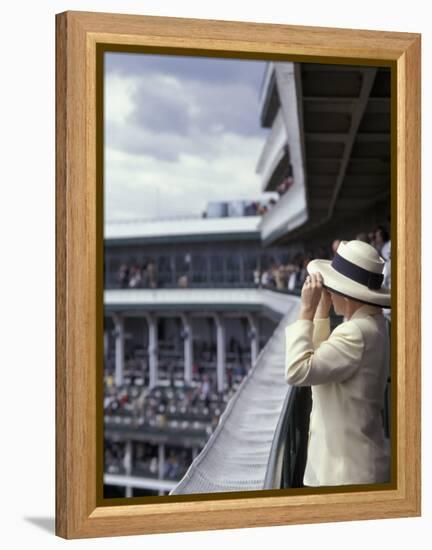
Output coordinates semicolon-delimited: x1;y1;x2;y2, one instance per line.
102;52;392;500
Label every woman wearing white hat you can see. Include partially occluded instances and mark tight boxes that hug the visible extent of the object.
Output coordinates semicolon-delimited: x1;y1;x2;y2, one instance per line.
285;239;391;486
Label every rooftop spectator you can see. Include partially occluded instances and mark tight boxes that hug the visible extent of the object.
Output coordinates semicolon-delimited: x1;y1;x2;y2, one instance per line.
374;225;391;261
331;239;341;258
356;232;369;243
118;264;129;288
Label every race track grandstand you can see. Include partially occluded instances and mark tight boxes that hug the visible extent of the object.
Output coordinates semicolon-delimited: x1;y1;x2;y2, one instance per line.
103;60;391;498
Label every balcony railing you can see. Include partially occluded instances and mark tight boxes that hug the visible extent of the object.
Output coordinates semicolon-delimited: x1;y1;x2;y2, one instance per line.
255;109;288;192
263;386;311;489
258;183;308;244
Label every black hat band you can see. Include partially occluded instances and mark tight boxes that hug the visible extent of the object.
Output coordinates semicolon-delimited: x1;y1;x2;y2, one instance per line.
331;252;384;290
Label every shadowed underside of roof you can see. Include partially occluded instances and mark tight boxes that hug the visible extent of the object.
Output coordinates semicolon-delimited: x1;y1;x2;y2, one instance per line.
261;63;391;246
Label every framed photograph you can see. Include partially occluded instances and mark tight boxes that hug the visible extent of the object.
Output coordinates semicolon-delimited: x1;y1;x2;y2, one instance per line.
55;10;421;539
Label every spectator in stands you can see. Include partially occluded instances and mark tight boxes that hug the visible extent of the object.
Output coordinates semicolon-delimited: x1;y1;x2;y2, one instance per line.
106;373;114;388
234;362;246;378
285;240;391;487
286;263;299;291
177;274;188;288
382;252;391;292
356;232;369;243
226;366;233;389
260;268;270;287
211;413;219;430
276;154;294;196
297;253;313;288
139;262;148;287
146;260;157;288
277;174;294;196
192;361;200;379
245;201;258;216
134;387;149;415
118;264;129;288
274;264;287;289
168;361;175;386
201;374;211;406
128;264;142;288
373;225;391;294
149;456;158;475
257;204;268;216
374;225;391;261
316;246;329;260
253;267;261;288
331;239;341;258
266;261;278;288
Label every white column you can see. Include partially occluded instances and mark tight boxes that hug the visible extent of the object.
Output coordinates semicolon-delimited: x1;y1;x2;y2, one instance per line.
123;440;133;498
181;314;193;384
145;314;158;390
246;314;260;366
214;314;226;392
113;314;125;387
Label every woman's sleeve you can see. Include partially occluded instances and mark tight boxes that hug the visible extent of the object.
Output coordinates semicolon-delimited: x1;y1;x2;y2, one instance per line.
284;319;364;386
312;317;331;348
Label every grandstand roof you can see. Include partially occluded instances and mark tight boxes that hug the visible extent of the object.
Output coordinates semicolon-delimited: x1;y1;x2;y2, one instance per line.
260;63;391;245
105;215;262;245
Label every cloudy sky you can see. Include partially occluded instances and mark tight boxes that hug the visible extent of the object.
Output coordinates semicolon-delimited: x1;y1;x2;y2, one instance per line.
104;52;271;222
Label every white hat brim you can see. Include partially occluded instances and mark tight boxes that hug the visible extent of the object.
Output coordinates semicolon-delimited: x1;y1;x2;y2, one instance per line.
307;259;391;308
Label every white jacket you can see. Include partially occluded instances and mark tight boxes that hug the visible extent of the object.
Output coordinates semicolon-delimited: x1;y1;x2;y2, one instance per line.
284;303;390;486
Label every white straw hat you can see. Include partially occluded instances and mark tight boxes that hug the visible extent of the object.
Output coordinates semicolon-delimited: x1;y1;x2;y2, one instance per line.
307;240;391;308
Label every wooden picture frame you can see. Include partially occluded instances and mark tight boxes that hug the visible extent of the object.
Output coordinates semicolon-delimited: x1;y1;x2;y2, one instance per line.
55;10;421;539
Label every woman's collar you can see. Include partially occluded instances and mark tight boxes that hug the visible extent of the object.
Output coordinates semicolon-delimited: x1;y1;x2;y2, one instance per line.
350;303;383;320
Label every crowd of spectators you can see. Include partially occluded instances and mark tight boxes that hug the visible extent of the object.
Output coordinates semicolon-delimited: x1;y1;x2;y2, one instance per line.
110;221;390;293
104;356;251;488
105;441;127;475
105;440;194;481
105;336;250;390
104;343;251;484
104;376;234;437
103;340;252;485
117;260;157;289
231;190;292;216
104;331;253;430
254;223;391;293
200;195;284;219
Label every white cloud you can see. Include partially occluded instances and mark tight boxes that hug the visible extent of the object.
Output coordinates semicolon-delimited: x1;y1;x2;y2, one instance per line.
104;58;270;222
104;73;135;125
104;131;270;221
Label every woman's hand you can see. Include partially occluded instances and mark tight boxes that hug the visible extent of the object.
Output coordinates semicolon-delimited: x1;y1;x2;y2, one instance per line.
299;272;324;321
315;285;332;319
